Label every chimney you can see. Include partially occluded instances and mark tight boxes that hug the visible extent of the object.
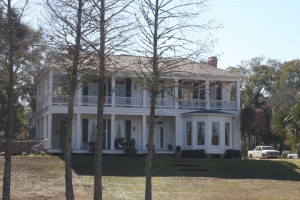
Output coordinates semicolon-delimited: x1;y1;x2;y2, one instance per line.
207;56;218;68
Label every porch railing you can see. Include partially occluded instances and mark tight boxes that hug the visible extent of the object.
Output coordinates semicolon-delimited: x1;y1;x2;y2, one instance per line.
115;97;143;107
81;96;111;106
178;99;206;109
147;98;175;108
52;95;69;104
49;94;237;110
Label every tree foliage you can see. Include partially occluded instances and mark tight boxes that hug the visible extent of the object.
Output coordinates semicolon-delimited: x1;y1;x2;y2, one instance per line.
228;56;300;152
271;103;300;151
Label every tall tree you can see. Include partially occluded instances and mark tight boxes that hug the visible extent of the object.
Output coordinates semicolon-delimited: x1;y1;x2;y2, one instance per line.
134;1;217;199
0;0;37;199
269;59;300;110
84;1;134;199
43;0;90;199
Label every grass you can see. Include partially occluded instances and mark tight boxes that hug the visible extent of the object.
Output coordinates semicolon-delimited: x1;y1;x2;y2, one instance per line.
0;155;300;199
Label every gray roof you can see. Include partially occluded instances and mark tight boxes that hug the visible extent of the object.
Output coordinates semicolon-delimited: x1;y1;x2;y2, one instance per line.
109;55;241;79
47;54;242;80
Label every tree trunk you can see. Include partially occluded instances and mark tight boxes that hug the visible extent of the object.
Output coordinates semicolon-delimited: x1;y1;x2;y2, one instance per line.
145;92;156;200
94;0;105;199
3;1;14;199
65;88;75;200
64;1;83;199
145;1;159;200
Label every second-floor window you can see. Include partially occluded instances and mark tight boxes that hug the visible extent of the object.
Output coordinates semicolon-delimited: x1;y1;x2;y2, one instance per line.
179;80;205;100
209;81;222;100
116;79;125;97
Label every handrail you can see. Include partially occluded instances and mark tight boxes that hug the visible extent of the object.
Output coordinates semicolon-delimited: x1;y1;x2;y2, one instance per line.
32;139;48;154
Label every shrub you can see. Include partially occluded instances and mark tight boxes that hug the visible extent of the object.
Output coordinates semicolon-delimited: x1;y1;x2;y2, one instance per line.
224;149;241;159
181;149;206;158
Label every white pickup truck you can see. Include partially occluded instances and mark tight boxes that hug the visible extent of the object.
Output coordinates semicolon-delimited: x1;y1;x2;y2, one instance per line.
248;146;280;159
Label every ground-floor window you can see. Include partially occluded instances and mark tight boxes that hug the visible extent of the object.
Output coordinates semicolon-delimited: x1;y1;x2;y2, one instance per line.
211;122;220;145
197;122;205;145
225;122;230;146
186;122;192;145
81;119;111;150
159;127;164;148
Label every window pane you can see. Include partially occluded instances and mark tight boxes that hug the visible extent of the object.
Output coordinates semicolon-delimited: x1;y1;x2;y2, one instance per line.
197;122;205;145
225;122;229;146
186;122;192;145
211;122;219;145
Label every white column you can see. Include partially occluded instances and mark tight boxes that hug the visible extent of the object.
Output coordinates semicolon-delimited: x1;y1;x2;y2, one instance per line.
76;113;81;149
110;114;116;150
175;116;182;147
236;80;241;110
48;71;53;106
142;89;147;108
43;116;47;141
47;114;52;149
142;115;147;150
111;78;116;107
77;85;82;106
174;79;179;109
205;79;210;109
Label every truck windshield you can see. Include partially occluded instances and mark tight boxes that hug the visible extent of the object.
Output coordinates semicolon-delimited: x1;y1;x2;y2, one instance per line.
261;146;274;150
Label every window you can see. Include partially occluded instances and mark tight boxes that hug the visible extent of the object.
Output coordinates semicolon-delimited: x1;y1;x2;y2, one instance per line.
160;127;164;148
186;122;192;145
193;81;205;100
116;79;125;97
211;122;219;145
230;82;237;101
225;122;230;146
181;81;192;99
197;122;205;145
209;82;222;100
89;82;98;96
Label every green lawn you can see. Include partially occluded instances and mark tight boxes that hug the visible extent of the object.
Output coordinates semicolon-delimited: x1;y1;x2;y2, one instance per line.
0;155;300;199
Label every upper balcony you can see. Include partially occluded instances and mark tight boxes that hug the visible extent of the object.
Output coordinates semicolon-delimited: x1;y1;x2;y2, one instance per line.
46;95;237;110
36;77;240;112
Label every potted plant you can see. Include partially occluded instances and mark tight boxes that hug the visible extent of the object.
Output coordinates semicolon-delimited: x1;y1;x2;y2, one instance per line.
167;144;173;151
175;146;181;158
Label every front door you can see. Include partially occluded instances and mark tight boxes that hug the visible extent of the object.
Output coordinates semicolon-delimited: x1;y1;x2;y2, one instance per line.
154;125;165;151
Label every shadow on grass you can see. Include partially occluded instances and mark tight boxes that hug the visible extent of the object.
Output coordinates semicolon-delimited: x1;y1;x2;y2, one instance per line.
71;155;300;181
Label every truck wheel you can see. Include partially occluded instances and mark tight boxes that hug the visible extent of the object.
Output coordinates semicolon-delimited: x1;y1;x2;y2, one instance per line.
249;154;252;159
262;154;266;159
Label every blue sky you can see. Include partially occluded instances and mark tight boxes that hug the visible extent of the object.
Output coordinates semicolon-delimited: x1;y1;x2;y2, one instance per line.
206;0;300;69
24;0;300;69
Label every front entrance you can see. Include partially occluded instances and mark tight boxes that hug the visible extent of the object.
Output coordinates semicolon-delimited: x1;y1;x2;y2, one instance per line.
154;125;165;150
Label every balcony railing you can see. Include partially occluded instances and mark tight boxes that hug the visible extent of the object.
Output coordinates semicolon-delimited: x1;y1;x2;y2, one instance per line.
147;98;175;108
82;95;111;106
116;97;143;107
178;99;206;109
48;94;237;110
52;95;69;105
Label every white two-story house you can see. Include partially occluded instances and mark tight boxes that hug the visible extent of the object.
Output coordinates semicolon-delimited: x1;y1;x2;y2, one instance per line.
35;55;241;156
